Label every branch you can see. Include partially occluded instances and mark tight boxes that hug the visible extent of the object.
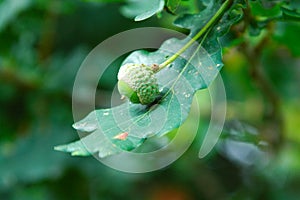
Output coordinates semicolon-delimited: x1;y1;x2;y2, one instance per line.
239;22;284;150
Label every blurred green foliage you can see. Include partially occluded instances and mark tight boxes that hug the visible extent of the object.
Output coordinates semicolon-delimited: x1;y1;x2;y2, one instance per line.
0;0;300;200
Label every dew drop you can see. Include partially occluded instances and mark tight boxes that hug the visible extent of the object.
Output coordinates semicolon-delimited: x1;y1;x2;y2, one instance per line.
72;121;98;132
103;112;109;116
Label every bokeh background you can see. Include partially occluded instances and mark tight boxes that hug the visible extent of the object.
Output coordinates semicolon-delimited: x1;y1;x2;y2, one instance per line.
0;0;300;199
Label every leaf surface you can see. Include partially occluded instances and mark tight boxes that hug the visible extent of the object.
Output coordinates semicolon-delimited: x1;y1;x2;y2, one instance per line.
121;0;165;21
166;0;181;14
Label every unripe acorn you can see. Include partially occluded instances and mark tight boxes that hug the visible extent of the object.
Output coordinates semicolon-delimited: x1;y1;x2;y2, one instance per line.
117;63;159;105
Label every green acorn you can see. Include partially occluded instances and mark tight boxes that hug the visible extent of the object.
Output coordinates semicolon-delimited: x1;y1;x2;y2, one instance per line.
117;63;160;105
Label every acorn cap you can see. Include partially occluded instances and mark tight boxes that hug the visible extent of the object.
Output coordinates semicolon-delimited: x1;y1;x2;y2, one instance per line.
117;63;159;105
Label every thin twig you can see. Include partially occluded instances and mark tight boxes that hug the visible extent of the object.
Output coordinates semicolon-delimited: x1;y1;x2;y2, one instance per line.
237;15;284;149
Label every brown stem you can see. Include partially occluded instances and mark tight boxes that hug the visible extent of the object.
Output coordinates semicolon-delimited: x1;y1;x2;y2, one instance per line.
38;0;59;62
0;67;39;90
239;23;284;150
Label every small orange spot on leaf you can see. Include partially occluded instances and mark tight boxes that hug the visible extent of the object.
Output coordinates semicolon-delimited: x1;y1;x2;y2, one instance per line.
113;132;128;140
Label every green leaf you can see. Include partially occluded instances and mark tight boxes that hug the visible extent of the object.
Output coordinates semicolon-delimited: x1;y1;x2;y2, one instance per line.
120;0;165;21
165;0;181;14
250;0;282;18
173;1;219;34
217;120;268;167
274;22;300;56
174;0;244;36
55;0;243;158
54;112;123;157
0;0;32;32
280;6;300;21
248;0;300;36
174;0;244;61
